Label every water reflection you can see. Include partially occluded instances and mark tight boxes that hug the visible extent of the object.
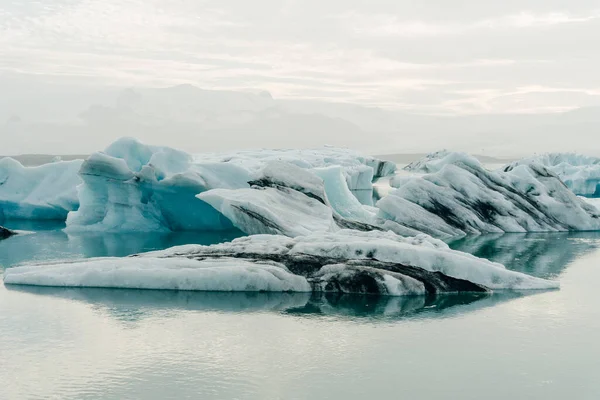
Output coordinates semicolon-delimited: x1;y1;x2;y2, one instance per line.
0;228;244;267
5;285;543;323
449;231;600;278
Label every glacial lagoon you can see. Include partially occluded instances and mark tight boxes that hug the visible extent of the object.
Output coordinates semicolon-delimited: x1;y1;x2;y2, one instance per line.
2;223;600;399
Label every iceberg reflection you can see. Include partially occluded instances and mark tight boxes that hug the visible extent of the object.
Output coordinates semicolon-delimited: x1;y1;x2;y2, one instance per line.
449;231;600;278
5;285;546;323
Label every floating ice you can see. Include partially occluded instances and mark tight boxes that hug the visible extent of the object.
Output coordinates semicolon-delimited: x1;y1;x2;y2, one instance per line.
378;151;600;238
66;138;247;232
508;153;600;198
65;138;394;232
4;230;559;294
195;146;396;191
199;161;379;236
0;157;82;220
3;257;311;292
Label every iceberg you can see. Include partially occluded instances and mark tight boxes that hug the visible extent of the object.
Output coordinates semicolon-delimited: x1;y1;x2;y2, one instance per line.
508;153;600;198
198;161;379;237
195;146;396;191
3;229;558;294
0;157;82;220
66;138;248;232
377;151;600;238
65;138;395;232
403;150;457;174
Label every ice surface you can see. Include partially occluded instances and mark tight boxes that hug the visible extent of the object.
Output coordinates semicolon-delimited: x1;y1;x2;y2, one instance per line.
3;257;311;292
199;186;338;237
195;146;396;191
4;230;559;294
0;157;82;220
198;161;378;236
379;151;600;238
509;153;600;197
403;150;458;173
66;138;247;232
313;166;376;222
66;137;394;232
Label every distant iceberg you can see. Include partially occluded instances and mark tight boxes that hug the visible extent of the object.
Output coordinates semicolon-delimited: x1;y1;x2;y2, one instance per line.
377;151;600;238
508;153;600;198
3;230;558;295
0;157;82;220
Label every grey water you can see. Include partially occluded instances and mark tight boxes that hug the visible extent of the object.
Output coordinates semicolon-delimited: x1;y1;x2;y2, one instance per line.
2;225;600;399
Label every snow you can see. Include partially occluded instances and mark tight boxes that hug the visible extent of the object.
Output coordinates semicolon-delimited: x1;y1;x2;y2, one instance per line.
195;146;396;191
379;151;600;238
581;196;600;211
4;229;559;293
0;157;82;220
254;161;327;203
65;137;394;232
314;166;375;222
509;153;600;197
3;257;311;292
198;161;378;236
403;150;466;174
66;138;254;232
198;186;338;237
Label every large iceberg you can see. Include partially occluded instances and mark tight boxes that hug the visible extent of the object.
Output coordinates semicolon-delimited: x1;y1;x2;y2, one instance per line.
3;230;558;294
65;138;395;232
508;153;600;198
0;157;82;220
377;151;600;238
66;138;248;232
198;161;379;237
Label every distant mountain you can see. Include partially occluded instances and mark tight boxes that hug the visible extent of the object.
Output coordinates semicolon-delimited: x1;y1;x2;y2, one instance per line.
3;84;600;157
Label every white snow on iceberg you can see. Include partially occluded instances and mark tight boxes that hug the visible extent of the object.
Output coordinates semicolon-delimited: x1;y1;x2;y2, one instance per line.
4;230;559;294
66;138;247;232
198;161;379;237
3;257;311;292
508;153;600;198
377;151;600;238
195;146;396;191
0;157;82;220
65;137;395;232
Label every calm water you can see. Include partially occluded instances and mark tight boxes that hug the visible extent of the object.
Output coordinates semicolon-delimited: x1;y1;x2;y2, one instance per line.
2;224;600;399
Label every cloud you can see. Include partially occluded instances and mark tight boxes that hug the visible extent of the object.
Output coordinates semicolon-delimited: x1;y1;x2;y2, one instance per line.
339;10;600;37
2;1;600;116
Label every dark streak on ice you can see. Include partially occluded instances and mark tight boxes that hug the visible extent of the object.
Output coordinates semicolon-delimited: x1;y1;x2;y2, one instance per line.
151;249;488;296
0;226;16;240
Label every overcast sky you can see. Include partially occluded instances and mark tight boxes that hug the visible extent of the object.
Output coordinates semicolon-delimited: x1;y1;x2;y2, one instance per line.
2;1;600;154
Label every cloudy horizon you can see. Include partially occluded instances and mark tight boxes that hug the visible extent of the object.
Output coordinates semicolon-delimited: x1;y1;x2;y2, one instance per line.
2;0;600;155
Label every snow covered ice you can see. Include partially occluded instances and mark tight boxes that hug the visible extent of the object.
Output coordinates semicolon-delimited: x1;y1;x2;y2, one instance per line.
508;153;600;198
198;161;379;237
377;151;600;238
0;157;82;220
3;230;558;295
65;137;395;232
